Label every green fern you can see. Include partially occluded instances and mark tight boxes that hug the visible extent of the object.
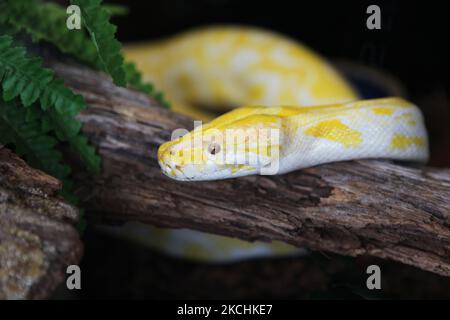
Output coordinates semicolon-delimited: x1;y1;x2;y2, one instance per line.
46;108;101;174
0;99;71;181
71;0;127;86
0;0;170;108
0;0;102;69
0;35;100;174
0;0;132;70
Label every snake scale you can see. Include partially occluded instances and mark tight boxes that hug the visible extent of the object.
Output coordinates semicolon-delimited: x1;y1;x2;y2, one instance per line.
123;26;429;260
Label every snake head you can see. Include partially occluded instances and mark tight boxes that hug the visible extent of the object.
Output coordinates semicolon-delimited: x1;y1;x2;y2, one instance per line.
158;110;284;181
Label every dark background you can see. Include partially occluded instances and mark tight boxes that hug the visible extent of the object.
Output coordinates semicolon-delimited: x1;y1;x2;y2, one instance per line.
65;0;450;299
109;0;449;96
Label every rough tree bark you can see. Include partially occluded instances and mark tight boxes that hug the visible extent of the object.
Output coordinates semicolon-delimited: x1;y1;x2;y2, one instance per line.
0;147;82;299
49;61;450;277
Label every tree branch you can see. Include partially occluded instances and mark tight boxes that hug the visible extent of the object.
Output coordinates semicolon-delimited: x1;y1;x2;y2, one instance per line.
51;61;450;277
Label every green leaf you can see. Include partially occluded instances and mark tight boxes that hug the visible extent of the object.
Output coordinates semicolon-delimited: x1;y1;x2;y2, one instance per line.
0;0;103;69
0;35;101;174
71;0;127;86
0;35;54;106
70;135;102;174
0;0;170;107
0;99;71;180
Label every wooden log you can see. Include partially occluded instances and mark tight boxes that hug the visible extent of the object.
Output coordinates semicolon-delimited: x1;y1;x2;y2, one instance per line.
0;147;82;299
50;61;450;277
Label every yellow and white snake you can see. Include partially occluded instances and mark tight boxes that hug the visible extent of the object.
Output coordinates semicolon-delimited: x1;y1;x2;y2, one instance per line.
123;26;429;260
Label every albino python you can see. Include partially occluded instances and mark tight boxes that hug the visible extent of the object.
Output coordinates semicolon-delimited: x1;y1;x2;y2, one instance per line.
122;26;429;260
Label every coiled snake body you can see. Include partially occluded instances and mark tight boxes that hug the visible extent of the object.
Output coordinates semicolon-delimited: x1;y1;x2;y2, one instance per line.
124;26;429;259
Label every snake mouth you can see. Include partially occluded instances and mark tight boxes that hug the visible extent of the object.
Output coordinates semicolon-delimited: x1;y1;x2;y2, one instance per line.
159;157;203;181
160;161;188;180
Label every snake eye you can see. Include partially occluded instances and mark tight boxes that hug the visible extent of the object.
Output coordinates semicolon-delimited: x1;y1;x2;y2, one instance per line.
207;142;221;155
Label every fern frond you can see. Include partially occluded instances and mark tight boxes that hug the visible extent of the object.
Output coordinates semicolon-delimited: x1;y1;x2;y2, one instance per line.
0;35;101;174
1;0;170;107
0;0;102;69
45;109;101;174
0;0;130;68
71;0;127;86
0;99;71;180
0;35;54;106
